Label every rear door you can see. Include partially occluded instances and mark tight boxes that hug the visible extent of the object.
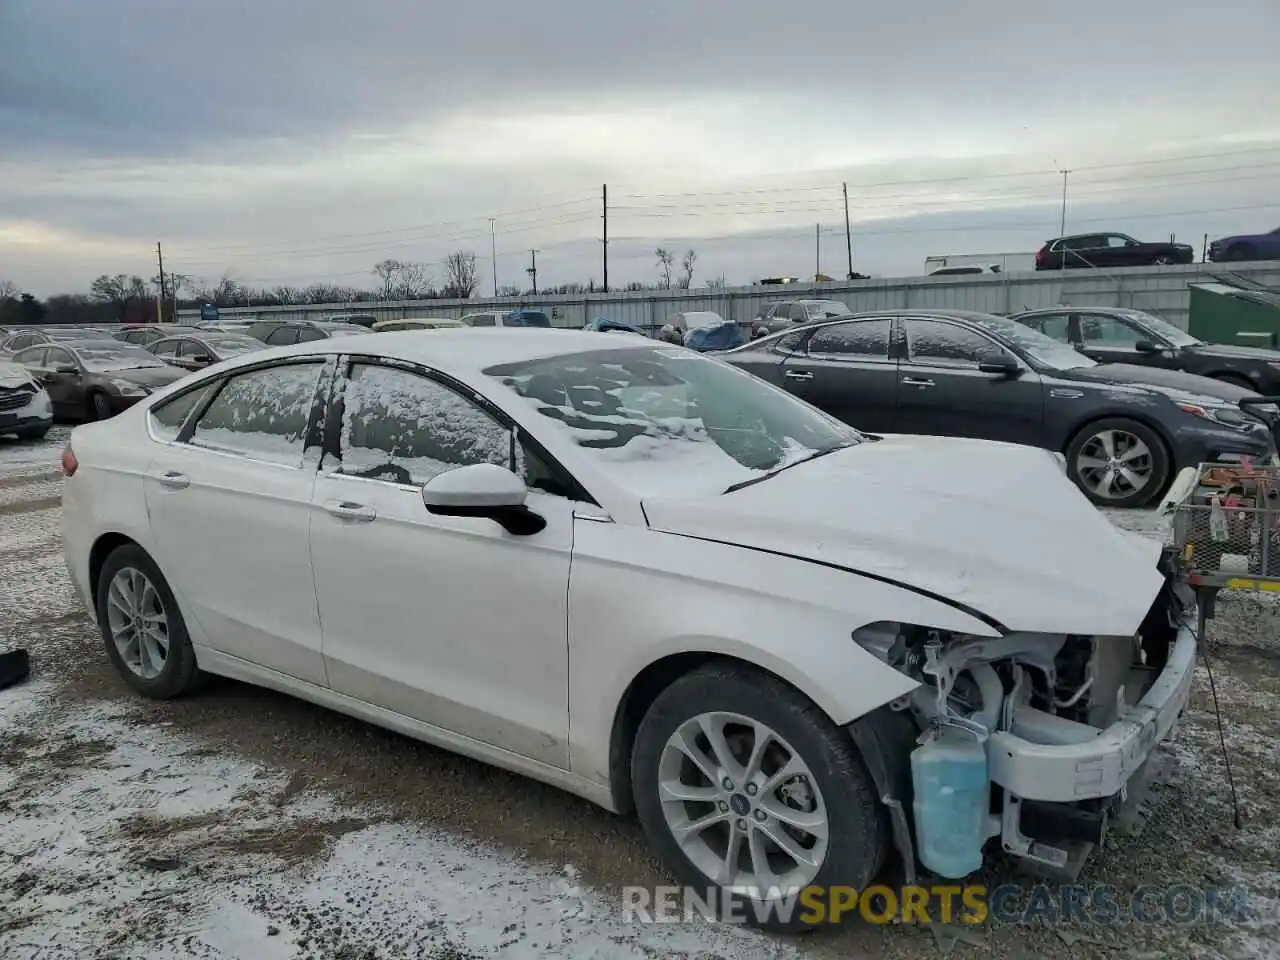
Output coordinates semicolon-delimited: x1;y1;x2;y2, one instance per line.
774;318;899;432
143;358;332;685
896;317;1045;445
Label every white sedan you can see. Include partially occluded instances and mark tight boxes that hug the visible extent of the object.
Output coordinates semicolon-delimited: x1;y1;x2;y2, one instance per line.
61;329;1196;928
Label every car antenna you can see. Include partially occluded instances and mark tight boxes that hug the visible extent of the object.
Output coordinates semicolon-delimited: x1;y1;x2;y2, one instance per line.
1197;611;1243;828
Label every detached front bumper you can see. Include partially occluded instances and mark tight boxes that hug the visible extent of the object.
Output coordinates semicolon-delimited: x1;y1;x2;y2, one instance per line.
987;618;1196;802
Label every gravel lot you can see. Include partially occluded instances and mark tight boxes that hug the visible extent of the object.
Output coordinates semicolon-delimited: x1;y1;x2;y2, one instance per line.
2;428;1279;959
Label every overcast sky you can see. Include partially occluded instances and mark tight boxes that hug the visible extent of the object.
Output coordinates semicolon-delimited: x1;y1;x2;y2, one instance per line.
3;0;1279;298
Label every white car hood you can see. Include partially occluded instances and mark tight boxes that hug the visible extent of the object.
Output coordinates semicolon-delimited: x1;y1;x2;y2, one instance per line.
0;361;34;388
641;435;1165;637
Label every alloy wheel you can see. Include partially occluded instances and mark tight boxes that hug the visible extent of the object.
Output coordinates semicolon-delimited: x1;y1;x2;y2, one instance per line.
1075;429;1154;501
657;711;829;897
106;567;170;680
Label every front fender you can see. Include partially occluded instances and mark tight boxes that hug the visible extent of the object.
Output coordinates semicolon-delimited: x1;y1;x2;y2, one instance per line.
566;520;999;793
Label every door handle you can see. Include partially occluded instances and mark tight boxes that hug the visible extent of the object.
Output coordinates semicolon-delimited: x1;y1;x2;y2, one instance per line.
784;370;814;381
901;377;935;387
154;470;190;489
324;500;376;522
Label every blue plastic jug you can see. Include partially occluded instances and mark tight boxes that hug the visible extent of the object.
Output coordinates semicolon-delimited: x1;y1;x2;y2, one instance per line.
910;725;990;878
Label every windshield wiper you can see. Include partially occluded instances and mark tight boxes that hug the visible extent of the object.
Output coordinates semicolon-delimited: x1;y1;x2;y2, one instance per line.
723;441;859;494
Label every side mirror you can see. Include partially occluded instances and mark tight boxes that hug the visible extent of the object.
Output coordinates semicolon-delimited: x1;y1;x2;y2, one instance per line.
192;354;213;364
421;463;546;536
978;360;1022;378
1134;340;1160;354
55;364;79;375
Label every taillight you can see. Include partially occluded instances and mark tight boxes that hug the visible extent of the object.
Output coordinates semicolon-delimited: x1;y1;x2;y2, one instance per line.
61;444;78;477
1035;248;1046;266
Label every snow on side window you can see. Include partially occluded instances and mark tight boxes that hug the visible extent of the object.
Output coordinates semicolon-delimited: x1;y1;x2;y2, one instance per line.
149;383;215;441
337;363;511;486
191;363;323;466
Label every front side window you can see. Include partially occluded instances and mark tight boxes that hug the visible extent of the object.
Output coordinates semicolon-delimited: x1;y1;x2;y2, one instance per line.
1078;314;1144;346
152;339;181;357
149;383;216;441
904;319;1007;367
336;363;511;486
45;347;74;369
806;319;892;360
190;362;324;466
265;327;299;346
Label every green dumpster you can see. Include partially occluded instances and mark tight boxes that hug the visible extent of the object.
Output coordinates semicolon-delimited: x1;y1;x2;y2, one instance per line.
1188;282;1280;348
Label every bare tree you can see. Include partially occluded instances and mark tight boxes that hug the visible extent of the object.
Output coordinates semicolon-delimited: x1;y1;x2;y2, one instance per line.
497;284;522;298
91;274;151;321
443;251;480;299
706;273;727;290
395;261;432;299
678;249;697;289
0;279;18;301
655;248;674;289
271;285;302;305
372;259;403;299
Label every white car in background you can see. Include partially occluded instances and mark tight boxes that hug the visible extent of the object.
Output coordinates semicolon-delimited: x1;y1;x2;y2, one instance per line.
371;317;465;332
0;359;53;440
60;329;1195;929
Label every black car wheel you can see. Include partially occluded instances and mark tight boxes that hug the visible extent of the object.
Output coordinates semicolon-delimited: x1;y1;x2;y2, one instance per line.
96;544;206;699
1066;418;1170;508
1152;254;1174;266
87;390;113;421
632;662;887;932
1212;372;1255;391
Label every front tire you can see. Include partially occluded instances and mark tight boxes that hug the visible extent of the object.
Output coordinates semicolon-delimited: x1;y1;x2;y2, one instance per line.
631;662;887;932
96;544;205;699
87;390;113;421
1066;417;1170;508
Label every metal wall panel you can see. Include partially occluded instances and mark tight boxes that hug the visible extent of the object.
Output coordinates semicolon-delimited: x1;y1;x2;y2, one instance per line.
179;262;1280;333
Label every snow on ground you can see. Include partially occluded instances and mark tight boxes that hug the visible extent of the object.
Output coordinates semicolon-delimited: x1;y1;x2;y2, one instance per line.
3;429;1280;959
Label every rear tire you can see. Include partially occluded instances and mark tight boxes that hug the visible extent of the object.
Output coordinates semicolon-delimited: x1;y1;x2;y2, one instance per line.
1066;417;1171;508
1212;373;1256;391
1152;254;1174;266
86;390;113;422
631;662;887;932
96;544;205;699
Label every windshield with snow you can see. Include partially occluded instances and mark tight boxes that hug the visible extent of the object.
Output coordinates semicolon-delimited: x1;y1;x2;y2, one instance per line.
485;346;862;496
73;342;169;372
1124;309;1201;348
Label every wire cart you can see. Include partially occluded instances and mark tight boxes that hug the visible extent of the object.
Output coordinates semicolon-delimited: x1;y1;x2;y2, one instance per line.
1165;453;1280;637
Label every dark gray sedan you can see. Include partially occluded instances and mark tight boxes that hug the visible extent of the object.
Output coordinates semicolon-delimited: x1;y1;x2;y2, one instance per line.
722;309;1278;507
10;339;189;421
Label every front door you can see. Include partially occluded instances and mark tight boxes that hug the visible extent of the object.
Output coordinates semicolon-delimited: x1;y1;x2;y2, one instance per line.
143;359;331;686
308;359;574;768
775;317;900;432
37;346;85;417
895;317;1045;445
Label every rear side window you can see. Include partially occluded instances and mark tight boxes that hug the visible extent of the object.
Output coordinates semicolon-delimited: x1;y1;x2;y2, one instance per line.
296;327;326;342
806;319;892;360
904;319;1008;367
1023;313;1071;341
190;362;324;466
465;314;496;327
149;383;216;441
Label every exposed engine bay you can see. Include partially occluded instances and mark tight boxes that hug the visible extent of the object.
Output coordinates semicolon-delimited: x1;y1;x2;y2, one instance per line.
851;570;1196;881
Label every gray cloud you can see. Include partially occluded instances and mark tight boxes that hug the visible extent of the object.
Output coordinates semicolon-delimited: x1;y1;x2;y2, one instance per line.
2;0;1279;294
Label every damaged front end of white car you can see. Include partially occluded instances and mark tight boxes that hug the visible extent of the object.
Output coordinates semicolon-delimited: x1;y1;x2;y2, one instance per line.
848;558;1197;883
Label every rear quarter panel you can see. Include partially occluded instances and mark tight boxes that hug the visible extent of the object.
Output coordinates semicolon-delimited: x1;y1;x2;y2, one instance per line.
60;410;157;622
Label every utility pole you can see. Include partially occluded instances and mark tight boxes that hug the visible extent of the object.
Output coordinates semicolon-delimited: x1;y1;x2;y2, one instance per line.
155;241;167;323
601;183;608;293
815;224;821;281
489;218;498;297
842;182;854;280
1058;169;1070;238
527;249;539;296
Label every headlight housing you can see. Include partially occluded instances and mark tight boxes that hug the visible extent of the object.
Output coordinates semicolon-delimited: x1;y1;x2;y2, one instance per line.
108;379;149;397
1176;400;1256;431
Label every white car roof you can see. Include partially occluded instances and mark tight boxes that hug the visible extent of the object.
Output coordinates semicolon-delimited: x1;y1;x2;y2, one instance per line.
234;328;642;376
